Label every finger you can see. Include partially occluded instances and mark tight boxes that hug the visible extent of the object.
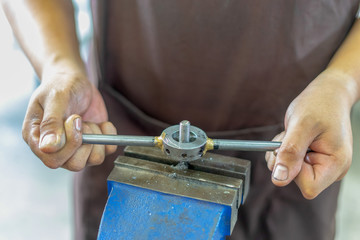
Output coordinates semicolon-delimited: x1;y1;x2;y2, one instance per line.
272;124;317;187
62;121;117;170
265;131;285;171
264;150;272;164
22;96;43;149
86;122;106;166
99;121;118;155
27;114;82;168
38;91;71;153
294;152;339;199
62;123;93;171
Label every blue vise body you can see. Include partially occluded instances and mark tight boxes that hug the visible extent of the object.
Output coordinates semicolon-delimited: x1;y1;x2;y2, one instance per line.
97;146;250;240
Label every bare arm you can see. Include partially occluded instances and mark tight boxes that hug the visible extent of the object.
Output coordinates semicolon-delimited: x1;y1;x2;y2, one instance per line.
1;0;117;171
327;19;360;103
2;0;83;77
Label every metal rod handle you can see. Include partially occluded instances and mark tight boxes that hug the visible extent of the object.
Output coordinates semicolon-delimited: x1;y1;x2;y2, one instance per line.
82;134;156;147
213;139;282;152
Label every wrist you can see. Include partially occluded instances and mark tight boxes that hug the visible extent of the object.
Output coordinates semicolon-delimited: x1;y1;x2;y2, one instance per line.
41;54;87;84
316;68;359;108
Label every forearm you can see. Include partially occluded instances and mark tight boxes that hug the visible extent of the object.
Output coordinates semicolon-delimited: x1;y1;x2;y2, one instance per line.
1;0;84;79
326;19;360;105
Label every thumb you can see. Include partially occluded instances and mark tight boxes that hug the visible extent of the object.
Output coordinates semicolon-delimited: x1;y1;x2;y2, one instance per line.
39;95;69;153
272;124;316;187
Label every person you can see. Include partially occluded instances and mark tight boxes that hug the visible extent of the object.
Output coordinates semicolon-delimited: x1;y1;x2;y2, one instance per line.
2;0;360;239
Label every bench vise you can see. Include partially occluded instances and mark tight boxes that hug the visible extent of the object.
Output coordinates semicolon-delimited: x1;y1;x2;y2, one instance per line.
82;121;278;239
97;146;250;239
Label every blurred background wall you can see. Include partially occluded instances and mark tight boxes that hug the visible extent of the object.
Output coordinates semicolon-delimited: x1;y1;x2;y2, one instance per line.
0;1;359;239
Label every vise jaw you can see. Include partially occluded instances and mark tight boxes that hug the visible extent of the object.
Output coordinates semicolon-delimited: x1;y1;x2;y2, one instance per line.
98;146;251;239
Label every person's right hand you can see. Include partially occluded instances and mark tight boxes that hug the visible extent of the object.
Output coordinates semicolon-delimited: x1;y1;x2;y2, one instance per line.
22;60;117;171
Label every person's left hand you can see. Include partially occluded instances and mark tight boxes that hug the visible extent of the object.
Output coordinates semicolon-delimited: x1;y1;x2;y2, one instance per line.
265;69;355;199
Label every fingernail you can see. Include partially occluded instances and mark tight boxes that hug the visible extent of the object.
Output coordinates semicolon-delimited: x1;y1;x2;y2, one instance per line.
75;118;82;132
40;134;57;148
272;164;288;181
